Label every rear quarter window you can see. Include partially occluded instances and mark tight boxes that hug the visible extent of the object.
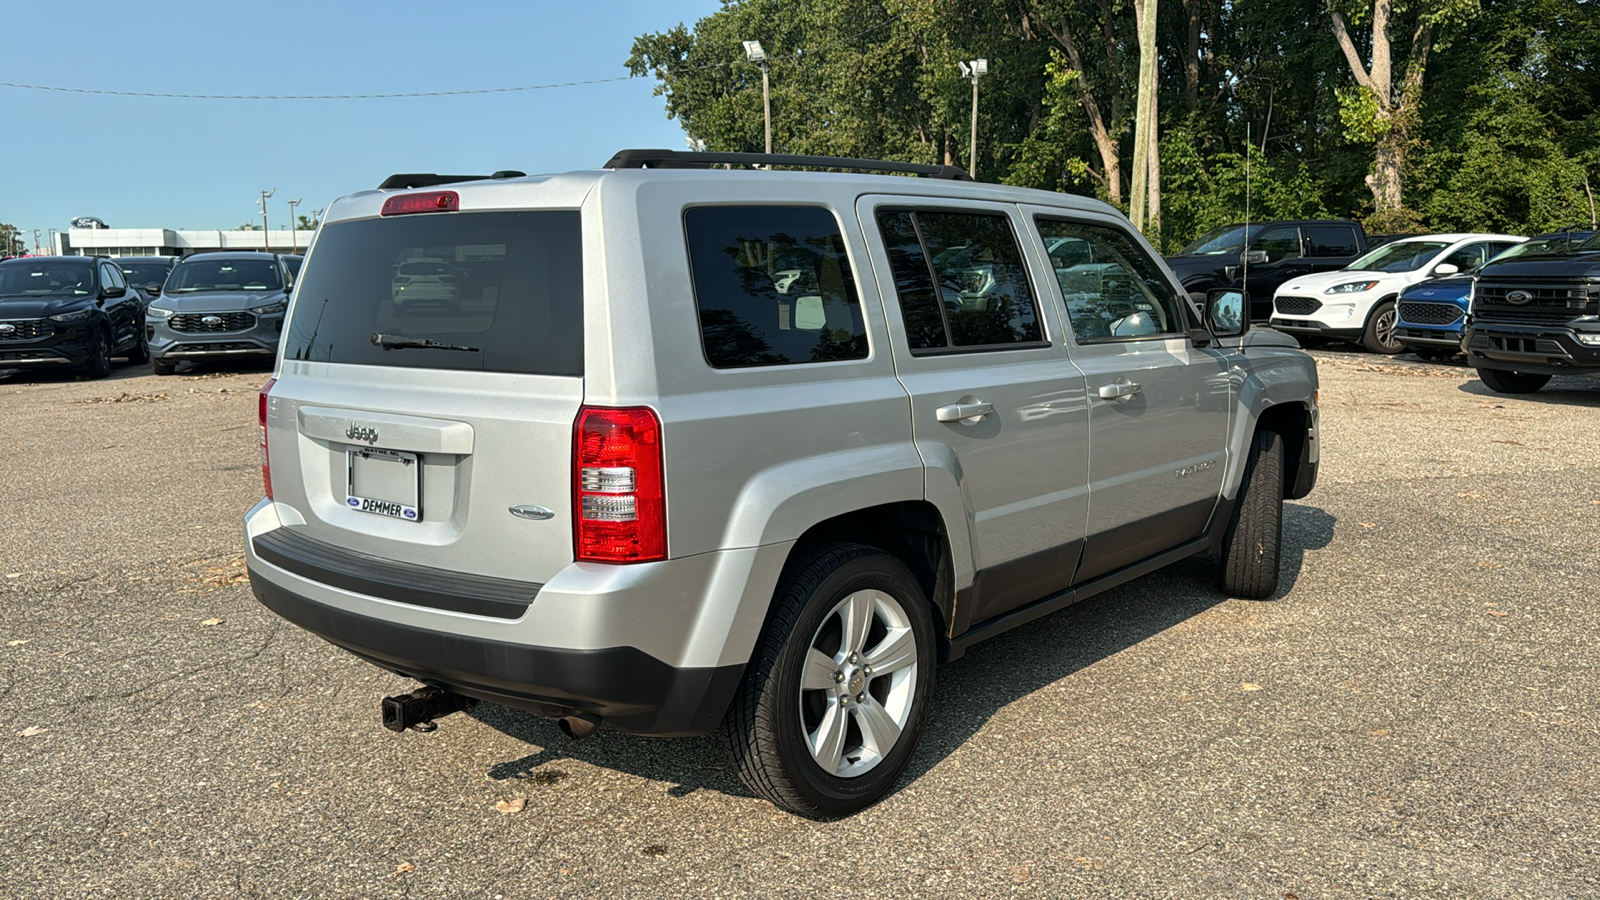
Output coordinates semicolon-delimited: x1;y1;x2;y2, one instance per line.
684;206;868;369
282;211;582;376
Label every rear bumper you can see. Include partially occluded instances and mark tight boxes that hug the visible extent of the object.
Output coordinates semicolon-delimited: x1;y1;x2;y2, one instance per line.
243;499;787;735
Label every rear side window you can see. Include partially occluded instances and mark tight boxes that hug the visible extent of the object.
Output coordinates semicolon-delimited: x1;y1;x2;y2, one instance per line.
684;206;868;369
1306;225;1359;257
282;211;582;376
877;210;1044;352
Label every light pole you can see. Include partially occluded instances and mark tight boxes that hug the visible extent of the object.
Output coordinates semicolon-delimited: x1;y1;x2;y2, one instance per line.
286;199;301;254
258;188;276;252
743;40;771;155
958;59;988;179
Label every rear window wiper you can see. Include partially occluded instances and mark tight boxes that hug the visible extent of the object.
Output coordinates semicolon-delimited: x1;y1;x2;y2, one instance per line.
371;332;481;352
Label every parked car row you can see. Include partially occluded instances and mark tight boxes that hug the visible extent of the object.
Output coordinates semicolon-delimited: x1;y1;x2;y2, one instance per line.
0;251;301;378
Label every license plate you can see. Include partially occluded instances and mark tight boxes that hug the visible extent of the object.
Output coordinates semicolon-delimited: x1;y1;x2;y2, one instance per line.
346;447;421;521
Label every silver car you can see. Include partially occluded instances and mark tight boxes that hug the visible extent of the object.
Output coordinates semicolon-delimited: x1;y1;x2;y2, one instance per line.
246;152;1320;817
146;251;293;374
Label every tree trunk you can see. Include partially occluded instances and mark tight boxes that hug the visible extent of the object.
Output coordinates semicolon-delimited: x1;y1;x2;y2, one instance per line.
1184;0;1203;112
1130;0;1158;230
1149;89;1161;242
1329;2;1432;223
1037;11;1123;206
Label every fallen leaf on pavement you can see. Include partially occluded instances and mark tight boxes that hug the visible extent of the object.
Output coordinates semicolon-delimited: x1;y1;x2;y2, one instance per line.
1241;683;1263;692
7;640;28;646
1010;865;1032;882
201;618;223;626
494;798;527;814
19;726;46;737
1486;610;1509;618
1478;562;1504;569
1368;729;1390;736
389;862;416;878
1358;522;1376;528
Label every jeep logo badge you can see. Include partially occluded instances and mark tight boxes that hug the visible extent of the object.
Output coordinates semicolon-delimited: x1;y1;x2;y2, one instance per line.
345;424;379;444
1505;290;1534;305
201;315;224;325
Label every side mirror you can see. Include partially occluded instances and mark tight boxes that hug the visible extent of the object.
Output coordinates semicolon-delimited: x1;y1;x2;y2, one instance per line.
1243;249;1269;266
1433;263;1459;276
1205;289;1248;338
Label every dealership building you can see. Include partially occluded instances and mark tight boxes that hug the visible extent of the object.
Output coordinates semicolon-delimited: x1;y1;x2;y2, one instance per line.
51;227;315;258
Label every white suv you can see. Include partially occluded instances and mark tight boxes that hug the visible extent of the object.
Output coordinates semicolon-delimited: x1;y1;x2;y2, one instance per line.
1270;233;1524;353
246;150;1320;817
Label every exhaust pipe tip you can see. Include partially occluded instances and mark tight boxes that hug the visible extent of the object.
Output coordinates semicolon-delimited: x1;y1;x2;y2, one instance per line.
558;713;601;740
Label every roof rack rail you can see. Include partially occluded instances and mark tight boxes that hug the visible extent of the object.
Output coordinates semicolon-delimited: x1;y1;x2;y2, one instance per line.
602;149;974;182
377;171;527;190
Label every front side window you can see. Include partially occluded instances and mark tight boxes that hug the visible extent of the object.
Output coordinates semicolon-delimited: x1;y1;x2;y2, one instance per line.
1252;227;1302;263
876;209;1044;352
1035;218;1187;342
684;206;867;369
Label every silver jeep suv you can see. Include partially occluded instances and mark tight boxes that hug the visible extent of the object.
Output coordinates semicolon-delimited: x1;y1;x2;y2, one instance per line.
245;151;1319;817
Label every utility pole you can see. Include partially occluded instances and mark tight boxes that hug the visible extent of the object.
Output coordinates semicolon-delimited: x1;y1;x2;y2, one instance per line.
286;199;301;254
743;41;771;155
959;59;989;179
258;188;276;252
33;229;42;254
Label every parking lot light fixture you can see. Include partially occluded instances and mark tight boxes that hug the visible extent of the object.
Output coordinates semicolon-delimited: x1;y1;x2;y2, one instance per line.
258;188;276;252
287;199;301;254
743;40;771;155
959;59;989;179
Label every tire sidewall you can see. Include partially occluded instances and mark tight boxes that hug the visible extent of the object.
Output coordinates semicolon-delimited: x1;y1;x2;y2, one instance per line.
767;553;936;814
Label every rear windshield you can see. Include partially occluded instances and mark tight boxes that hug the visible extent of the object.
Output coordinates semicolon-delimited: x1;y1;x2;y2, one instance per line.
281;211;582;376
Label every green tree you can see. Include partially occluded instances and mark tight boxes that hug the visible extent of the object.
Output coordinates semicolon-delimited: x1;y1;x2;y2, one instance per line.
0;223;25;256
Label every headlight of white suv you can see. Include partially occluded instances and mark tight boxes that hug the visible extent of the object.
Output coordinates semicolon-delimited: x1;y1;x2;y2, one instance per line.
1324;280;1381;294
250;301;288;315
145;306;175;318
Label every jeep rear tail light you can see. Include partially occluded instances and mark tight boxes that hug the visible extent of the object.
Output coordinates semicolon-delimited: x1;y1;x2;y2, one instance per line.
573;406;665;563
259;377;276;499
380;190;459;216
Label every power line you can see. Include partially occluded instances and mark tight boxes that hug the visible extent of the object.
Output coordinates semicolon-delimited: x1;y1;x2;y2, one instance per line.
0;15;904;102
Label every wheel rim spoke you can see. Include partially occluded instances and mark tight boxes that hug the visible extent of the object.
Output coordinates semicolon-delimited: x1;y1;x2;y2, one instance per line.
863;626;916;676
800;648;839;692
808;702;849;772
853;696;902;758
840;591;876;656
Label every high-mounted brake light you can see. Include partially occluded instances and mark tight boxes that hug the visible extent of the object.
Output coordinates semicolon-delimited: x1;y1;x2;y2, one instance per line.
380;190;459;216
573;406;666;563
259;377;277;500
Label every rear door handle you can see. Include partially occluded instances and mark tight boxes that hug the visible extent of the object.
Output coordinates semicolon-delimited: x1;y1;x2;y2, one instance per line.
935;401;995;423
1097;381;1142;402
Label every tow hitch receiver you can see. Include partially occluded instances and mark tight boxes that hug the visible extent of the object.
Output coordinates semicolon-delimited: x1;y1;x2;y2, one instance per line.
381;686;476;733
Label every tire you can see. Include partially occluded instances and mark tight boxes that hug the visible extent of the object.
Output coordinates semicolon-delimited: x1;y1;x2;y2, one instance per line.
1361;300;1403;354
721;543;937;818
1476;367;1551;394
151;357;177;376
126;328;149;365
1219;429;1284;600
82;328;112;380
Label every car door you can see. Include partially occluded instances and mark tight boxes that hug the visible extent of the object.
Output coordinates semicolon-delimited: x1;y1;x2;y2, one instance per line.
98;261;135;349
1241;225;1310;320
857;196;1090;629
1021;207;1231;584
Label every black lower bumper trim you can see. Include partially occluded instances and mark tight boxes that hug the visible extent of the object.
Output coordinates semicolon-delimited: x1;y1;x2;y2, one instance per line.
248;571;743;736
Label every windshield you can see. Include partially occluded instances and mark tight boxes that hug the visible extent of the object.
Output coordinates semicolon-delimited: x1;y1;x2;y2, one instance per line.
397;261;452;276
166;258;283;293
1347;240;1451;273
0;262;95;298
120;262;172;286
1177;224;1262;256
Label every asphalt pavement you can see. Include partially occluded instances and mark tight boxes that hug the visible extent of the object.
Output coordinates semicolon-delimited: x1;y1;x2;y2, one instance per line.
1;352;1597;898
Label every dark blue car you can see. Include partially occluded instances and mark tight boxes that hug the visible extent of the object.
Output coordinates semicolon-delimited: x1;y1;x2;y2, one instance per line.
1395;231;1593;360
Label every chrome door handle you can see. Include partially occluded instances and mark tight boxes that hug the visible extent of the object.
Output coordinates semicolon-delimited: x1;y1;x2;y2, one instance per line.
1098;381;1142;402
935;401;995;423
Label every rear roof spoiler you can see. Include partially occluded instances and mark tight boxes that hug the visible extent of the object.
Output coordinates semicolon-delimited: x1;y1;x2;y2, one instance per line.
377;171;527;190
603;149;974;181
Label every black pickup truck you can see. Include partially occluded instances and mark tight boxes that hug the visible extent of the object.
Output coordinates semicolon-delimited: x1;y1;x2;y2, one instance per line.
1166;220;1370;321
1465;230;1600;393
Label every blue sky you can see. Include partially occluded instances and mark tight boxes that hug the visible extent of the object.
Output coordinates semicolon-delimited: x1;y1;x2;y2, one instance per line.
0;0;720;244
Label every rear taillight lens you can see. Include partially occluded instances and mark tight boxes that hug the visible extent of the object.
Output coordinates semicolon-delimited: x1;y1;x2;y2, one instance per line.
259;377;276;500
380;190;459;216
573;406;665;563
